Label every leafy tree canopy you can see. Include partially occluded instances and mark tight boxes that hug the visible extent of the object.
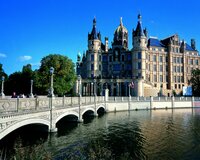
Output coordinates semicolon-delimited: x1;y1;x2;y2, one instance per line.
190;68;200;96
35;54;76;96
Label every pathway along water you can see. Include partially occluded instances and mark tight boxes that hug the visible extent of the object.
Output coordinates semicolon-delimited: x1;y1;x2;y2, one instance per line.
1;108;200;159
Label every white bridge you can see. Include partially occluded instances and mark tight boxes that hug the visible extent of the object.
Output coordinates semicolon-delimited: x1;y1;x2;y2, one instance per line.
0;96;106;140
1;96;200;140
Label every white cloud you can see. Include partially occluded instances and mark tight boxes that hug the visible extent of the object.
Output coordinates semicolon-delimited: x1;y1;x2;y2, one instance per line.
19;55;32;61
0;53;7;58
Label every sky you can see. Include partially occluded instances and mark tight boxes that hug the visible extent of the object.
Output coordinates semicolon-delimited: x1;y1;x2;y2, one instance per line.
0;0;200;75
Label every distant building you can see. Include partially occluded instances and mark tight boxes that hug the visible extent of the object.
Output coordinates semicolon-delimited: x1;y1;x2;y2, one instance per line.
76;14;199;97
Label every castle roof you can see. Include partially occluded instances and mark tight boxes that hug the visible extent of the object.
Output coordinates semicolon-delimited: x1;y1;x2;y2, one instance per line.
148;37;165;48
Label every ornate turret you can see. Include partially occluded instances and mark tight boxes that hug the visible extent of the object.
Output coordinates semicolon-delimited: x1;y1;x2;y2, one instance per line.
88;17;102;52
132;14;147;50
88;17;101;41
113;17;128;49
132;14;148;95
133;14;145;37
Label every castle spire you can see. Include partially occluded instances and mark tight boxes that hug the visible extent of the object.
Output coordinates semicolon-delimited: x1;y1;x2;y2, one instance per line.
134;14;144;37
138;14;142;22
120;17;123;26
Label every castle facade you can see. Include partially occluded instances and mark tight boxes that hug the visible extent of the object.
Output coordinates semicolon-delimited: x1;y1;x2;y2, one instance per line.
76;15;199;97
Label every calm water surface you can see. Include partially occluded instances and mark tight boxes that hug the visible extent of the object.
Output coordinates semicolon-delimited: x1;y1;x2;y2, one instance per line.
1;108;200;159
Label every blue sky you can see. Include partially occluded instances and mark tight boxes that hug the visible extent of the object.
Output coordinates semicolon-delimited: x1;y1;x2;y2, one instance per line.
0;0;200;75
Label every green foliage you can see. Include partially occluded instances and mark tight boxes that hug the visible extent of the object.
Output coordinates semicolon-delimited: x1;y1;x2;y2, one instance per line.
35;54;76;96
190;68;200;96
4;64;33;95
13;138;51;160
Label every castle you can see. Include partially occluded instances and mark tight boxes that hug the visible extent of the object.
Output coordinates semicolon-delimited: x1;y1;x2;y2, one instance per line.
76;14;199;97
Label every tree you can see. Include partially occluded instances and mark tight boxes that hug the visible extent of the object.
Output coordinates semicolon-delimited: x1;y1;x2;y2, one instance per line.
5;64;33;95
35;54;76;96
190;69;200;96
5;71;22;95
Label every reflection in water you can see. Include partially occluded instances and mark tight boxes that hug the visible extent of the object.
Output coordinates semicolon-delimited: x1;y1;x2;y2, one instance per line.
2;108;200;159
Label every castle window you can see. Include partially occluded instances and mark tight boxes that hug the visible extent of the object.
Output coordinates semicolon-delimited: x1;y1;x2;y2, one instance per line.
127;54;131;61
153;55;156;62
190;59;193;65
160;65;163;72
178;76;180;83
195;59;198;65
166;66;168;72
181;58;183;63
109;55;112;62
127;64;131;70
91;64;94;70
166;76;168;82
159;56;162;62
153;64;157;72
138;62;141;69
173;57;176;63
99;55;101;61
166;57;168;63
160;75;163;82
114;49;120;61
91;54;94;61
122;55;125;61
113;64;121;71
99;65;101;71
154;75;157;82
181;76;184;83
122;64;125;70
181;66;183;72
138;52;141;59
177;66;180;72
103;55;107;62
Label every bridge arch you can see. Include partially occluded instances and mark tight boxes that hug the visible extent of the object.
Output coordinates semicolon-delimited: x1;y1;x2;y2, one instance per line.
97;104;106;115
81;107;96;117
0;118;50;140
97;104;106;111
55;111;79;124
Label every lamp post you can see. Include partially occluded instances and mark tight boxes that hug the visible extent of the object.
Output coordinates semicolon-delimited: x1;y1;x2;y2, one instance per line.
1;76;5;98
30;79;34;98
77;75;82;122
77;75;81;96
94;79;97;96
50;67;54;97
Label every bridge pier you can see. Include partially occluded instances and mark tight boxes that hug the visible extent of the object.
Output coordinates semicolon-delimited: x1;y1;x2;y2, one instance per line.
78;118;83;123
49;122;57;133
49;127;58;133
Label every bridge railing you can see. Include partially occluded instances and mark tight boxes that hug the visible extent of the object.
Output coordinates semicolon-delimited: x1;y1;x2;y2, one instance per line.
0;96;106;115
107;96;197;102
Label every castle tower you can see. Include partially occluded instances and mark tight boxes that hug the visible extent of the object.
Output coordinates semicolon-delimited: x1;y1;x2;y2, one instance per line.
132;14;148;96
87;17;102;78
112;17;128;50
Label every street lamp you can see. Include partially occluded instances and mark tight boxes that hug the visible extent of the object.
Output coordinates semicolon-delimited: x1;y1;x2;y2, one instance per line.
50;67;54;97
94;79;97;96
30;79;34;98
1;76;5;98
77;75;81;96
77;75;82;122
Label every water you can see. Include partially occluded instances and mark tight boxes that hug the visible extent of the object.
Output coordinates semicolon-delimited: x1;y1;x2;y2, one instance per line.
1;108;200;159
